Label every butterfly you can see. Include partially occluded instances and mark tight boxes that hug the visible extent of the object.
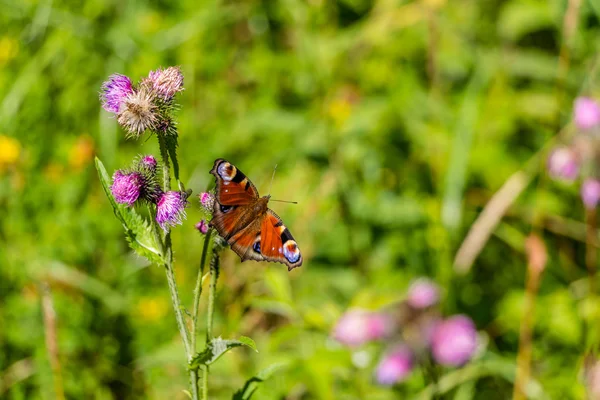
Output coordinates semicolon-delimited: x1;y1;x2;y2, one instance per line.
209;159;303;270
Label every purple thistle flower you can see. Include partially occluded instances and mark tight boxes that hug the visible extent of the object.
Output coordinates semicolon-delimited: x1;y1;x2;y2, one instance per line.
117;85;158;138
147;66;184;101
431;315;477;366
199;192;215;213
156;191;188;230
375;347;414;386
547;146;579;181
581;179;600;210
100;74;133;114
195;220;209;234
111;170;143;206
333;309;391;347
574;97;600;130
407;279;440;309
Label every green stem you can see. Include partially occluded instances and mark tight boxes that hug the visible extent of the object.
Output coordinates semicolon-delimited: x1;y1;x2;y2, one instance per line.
192;229;213;350
202;366;209;400
191;229;213;400
156;133;199;399
202;241;221;399
206;246;220;342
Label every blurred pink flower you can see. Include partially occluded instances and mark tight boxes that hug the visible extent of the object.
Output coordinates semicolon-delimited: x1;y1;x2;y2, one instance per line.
574;97;600;130
431;315;477;366
407;279;440;309
581;179;600;210
375;347;414;385
547;146;579;181
333;310;391;347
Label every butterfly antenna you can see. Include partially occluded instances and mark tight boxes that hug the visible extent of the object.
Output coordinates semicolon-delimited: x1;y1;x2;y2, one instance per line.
268;163;278;196
270;199;298;204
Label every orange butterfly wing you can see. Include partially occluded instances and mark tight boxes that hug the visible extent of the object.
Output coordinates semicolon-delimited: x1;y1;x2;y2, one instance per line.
258;210;302;270
210;158;259;206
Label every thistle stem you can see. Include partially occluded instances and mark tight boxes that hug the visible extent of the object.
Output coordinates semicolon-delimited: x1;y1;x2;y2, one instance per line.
191;228;213;400
202;241;221;399
192;228;213;354
156;132;198;399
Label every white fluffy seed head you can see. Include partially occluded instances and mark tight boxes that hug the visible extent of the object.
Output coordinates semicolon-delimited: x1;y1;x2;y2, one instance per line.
117;85;158;137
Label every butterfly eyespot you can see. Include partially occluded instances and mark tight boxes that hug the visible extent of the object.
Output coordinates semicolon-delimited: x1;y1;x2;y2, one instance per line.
217;162;236;182
253;241;261;254
283;240;300;263
220;204;233;213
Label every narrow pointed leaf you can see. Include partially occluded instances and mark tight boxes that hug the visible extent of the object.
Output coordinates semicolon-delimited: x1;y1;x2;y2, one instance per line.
165;134;180;181
95;157;164;264
232;362;288;400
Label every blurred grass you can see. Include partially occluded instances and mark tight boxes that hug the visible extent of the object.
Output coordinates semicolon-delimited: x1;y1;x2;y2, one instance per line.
2;0;600;398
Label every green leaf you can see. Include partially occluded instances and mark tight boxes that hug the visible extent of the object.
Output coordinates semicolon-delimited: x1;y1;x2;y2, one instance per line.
165;134;180;181
189;336;257;368
232;362;288;400
95;157;164;264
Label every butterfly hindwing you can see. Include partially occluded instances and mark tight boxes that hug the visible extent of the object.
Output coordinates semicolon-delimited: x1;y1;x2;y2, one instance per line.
258;210;302;270
210;158;259;206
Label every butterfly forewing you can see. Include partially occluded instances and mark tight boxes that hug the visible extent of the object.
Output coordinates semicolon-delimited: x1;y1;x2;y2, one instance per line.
210;158;259;205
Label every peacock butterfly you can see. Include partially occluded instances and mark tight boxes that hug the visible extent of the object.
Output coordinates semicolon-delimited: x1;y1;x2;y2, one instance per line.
209;159;303;270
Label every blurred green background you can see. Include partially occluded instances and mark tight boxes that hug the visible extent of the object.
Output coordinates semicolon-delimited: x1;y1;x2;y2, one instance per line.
2;0;600;398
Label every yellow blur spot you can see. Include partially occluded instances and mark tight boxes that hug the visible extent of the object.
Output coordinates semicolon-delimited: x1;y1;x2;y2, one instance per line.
136;297;168;322
0;36;19;65
0;135;21;172
328;99;352;128
327;86;360;128
69;135;95;170
43;163;64;183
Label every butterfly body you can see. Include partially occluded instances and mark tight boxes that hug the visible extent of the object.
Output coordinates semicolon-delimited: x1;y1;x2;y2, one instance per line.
209;159;302;270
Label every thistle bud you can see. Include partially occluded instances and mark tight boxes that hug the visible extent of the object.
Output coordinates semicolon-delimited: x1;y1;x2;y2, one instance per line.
195;220;209;234
199;192;215;213
138;155;158;174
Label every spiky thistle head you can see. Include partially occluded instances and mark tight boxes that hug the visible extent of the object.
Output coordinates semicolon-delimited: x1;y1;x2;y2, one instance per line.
146;66;184;101
111;170;144;206
117;85;158;138
156;191;189;230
